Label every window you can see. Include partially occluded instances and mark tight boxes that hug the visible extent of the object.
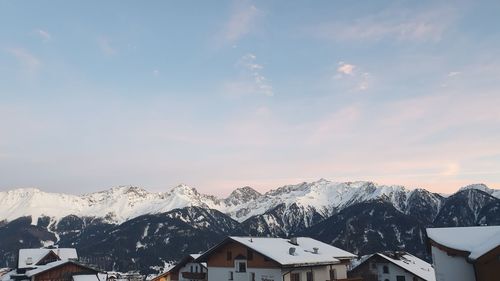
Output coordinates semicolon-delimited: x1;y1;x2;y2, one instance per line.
413;277;418;281
238;262;246;272
228;271;233;280
247;249;254;260
372;263;377;269
227;251;232;261
385;279;389;281
306;271;314;281
329;269;336;279
291;273;300;281
383;265;389;274
396;276;406;281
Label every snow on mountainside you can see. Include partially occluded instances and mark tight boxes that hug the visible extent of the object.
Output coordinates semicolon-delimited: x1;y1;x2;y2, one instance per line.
460;183;500;198
0;180;496;225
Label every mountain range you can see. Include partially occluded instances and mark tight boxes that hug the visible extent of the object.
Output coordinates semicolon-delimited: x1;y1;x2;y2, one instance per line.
0;179;498;274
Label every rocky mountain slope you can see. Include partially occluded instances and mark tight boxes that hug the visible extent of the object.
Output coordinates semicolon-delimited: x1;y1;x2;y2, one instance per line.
0;179;449;225
0;180;498;274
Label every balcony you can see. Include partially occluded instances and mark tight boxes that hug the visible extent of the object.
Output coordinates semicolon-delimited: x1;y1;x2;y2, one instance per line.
181;272;206;280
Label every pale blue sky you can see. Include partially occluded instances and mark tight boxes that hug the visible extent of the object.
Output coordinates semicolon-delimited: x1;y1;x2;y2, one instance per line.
1;0;500;195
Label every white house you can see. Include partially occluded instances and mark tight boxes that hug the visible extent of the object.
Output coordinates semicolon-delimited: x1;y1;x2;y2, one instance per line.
349;251;435;281
152;254;207;281
17;248;78;271
196;236;358;281
1;247;104;281
426;226;500;281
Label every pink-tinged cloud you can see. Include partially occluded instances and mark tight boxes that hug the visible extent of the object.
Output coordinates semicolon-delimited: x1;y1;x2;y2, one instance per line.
337;62;355;75
220;2;261;44
312;7;455;42
6;47;41;73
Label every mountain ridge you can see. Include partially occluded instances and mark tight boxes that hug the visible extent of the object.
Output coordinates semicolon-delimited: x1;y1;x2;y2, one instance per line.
0;180;498;225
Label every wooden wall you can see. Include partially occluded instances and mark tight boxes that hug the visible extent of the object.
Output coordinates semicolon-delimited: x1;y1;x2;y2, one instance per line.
207;241;280;268
33;263;97;281
475;245;500;281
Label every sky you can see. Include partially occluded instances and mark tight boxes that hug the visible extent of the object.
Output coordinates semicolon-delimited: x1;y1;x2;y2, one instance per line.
1;0;500;196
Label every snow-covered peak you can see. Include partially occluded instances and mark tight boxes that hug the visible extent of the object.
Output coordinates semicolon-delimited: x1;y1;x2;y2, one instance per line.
0;179;496;225
459;183;500;198
225;186;262;206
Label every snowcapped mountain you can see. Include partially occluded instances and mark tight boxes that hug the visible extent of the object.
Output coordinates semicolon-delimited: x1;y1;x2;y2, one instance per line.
459;183;500;198
0;179;452;225
0;180;498;274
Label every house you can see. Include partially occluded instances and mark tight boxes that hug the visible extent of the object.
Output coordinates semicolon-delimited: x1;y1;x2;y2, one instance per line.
426;226;500;281
1;247;105;281
152;254;207;281
196;236;359;281
348;251;435;281
17;248;78;273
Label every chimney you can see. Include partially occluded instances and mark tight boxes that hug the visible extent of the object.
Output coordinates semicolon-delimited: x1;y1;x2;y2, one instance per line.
289;247;296;255
289;237;298;245
313;247;319;254
26;257;33;265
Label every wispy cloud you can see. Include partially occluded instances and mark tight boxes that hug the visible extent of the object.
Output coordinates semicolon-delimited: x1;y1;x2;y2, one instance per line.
98;36;117;55
223;53;273;97
312;7;455;42
35;29;51;42
6;47;41;73
239;53;273;96
447;71;461;77
219;2;261;44
334;62;372;91
337;62;355;75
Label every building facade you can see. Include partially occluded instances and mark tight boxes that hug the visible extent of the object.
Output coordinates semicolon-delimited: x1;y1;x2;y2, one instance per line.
349;252;435;281
197;236;358;281
426;226;500;281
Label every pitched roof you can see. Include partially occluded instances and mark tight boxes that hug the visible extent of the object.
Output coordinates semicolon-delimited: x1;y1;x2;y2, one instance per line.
25;260;98;277
378;253;435;281
198;236;356;267
152;253;204;280
426;226;500;260
18;248;78;269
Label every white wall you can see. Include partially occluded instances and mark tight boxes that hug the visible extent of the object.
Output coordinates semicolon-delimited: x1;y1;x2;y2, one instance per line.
282;264;348;281
375;262;420;281
431;246;475;281
208;266;281;281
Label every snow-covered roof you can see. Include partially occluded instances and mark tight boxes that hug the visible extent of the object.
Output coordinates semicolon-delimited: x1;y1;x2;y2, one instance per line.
72;274;100;281
25;260;97;277
203;236;356;267
351;252;435;281
379;253;435;281
189;254;201;259
426;226;500;260
0;270;17;281
18;248;78;269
